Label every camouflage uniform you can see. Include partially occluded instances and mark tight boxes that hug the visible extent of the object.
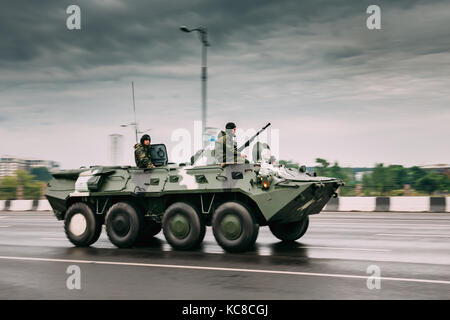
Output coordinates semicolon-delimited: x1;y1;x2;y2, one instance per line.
134;143;154;168
214;130;246;163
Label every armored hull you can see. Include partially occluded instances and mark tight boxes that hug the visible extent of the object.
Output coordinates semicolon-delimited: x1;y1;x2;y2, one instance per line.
46;146;342;252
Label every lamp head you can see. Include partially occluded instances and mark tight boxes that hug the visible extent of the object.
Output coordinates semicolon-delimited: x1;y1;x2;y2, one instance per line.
179;26;191;33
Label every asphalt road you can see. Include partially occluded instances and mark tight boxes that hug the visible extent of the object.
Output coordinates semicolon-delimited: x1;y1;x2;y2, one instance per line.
0;211;449;299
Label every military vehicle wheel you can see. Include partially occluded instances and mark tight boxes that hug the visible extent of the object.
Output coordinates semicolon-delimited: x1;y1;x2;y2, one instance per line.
135;219;162;245
105;202;143;248
269;216;309;242
162;202;205;250
64;202;102;247
212;201;259;253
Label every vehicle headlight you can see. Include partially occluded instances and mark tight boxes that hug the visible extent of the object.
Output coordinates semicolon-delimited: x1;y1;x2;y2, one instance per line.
260;175;272;190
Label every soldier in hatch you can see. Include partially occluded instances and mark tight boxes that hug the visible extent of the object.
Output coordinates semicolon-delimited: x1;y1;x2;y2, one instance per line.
214;122;248;163
134;134;155;168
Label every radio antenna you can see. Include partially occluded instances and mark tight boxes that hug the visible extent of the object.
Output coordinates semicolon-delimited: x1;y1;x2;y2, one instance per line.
131;81;138;143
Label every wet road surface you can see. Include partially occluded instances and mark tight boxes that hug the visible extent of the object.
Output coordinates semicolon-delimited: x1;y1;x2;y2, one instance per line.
0;211;449;299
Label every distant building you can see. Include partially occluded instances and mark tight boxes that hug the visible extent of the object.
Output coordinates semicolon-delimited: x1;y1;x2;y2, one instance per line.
109;134;124;166
0;156;60;178
420;164;450;177
0;157;27;178
25;159;60;171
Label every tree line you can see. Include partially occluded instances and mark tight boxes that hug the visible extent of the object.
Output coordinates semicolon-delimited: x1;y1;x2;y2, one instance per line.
0;168;51;200
1;162;449;199
279;158;449;196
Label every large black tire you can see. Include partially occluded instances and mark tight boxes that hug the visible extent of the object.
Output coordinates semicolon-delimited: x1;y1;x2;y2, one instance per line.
212;201;259;253
162;202;205;250
269;216;309;242
105;202;143;248
135;219;162;245
64;202;102;247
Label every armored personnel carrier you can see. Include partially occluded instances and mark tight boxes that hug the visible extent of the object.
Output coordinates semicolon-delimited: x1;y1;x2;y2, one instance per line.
46;125;343;252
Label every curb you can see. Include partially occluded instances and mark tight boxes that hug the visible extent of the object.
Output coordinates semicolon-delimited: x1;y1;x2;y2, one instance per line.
430;197;446;212
375;197;390;212
1;200;50;211
323;196;448;213
0;197;449;213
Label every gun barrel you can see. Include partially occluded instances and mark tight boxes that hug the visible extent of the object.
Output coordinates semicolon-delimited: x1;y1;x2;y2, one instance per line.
237;123;271;152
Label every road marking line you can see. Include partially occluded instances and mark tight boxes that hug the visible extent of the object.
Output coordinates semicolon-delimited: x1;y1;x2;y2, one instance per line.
2;223;57;225
315;218;450;222
303;246;391;252
314;223;450;228
0;219;56;221
40;238;68;241
0;226;9;228
376;233;450;238
0;255;449;285
5;224;61;227
314;221;450;228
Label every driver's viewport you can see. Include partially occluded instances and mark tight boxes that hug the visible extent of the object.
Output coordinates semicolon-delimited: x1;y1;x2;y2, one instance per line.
149;144;168;166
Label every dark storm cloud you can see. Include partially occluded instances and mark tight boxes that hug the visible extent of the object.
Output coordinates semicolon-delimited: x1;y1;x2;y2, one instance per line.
0;0;445;72
324;47;364;61
1;0;449;168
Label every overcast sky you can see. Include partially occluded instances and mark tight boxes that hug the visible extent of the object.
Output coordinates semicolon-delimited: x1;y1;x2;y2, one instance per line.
0;0;449;169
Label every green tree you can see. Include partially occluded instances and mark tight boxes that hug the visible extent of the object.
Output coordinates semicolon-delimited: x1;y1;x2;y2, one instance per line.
440;175;450;192
415;173;441;195
14;170;42;200
329;161;348;181
362;172;373;196
0;176;18;200
278;160;299;169
15;170;35;186
388;165;408;189
314;159;354;195
435;175;449;193
24;182;42;199
408;166;426;188
315;158;330;177
30;167;52;182
371;163;394;195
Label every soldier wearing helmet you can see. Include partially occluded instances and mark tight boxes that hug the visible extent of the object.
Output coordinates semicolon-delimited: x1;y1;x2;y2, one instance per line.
214;122;248;163
134;134;155;168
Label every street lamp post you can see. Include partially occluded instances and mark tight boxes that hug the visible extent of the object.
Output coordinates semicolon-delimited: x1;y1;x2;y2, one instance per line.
121;122;151;143
180;25;210;147
120;122;138;143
